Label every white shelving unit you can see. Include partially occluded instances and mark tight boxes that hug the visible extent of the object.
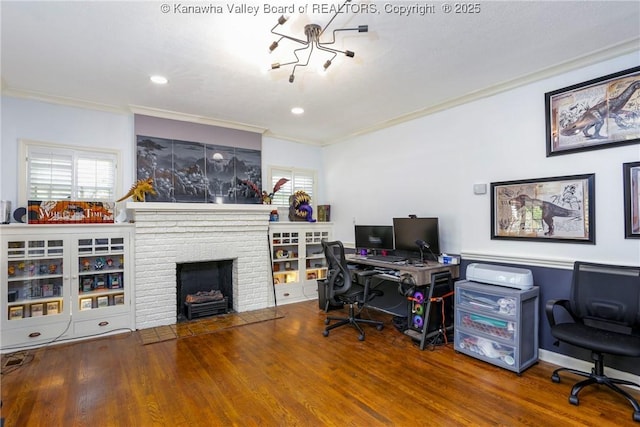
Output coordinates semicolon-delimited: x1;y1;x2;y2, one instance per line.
1;224;134;352
269;222;332;305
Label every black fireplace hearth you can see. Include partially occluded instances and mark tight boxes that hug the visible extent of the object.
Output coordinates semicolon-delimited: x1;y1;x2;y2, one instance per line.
176;259;233;321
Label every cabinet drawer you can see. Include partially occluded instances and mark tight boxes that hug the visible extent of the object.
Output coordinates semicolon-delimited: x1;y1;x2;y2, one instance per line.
275;286;303;304
73;314;131;336
1;320;70;348
457;309;516;343
456;288;517;318
455;330;516;370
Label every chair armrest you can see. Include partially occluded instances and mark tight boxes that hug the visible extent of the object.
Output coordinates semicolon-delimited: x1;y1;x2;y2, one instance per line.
545;299;577;327
353;270;382;302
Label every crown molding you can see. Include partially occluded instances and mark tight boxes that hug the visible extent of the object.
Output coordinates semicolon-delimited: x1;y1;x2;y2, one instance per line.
128;105;267;135
0;88;268;135
324;38;640;146
1;87;130;115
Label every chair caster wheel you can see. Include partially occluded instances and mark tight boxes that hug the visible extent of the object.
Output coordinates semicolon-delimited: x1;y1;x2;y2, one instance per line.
568;395;579;406
376;324;384;331
323;330;329;337
358;334;365;341
324;319;330;325
633;411;640;422
551;373;560;383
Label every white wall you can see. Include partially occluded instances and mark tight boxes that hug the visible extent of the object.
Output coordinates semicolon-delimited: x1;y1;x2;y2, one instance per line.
261;136;326;203
0;97;135;204
322;52;640;266
0;99;324;210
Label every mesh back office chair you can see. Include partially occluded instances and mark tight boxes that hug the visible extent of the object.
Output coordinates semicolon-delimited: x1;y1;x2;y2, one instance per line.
321;241;384;341
546;261;640;422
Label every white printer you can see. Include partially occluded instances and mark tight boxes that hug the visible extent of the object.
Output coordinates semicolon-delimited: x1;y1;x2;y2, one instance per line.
465;263;534;290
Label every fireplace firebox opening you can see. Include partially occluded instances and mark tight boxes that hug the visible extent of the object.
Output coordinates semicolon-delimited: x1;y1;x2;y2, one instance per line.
176;259;234;322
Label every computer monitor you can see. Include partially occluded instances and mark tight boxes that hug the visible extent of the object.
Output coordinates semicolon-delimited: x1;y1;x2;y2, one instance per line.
392;217;440;261
354;225;394;253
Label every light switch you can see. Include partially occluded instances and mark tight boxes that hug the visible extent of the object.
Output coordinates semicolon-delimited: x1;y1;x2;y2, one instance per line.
473;183;487;195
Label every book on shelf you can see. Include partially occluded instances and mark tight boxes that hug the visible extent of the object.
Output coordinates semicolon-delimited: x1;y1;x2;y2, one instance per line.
42;284;54;297
82;277;94;292
108;273;121;289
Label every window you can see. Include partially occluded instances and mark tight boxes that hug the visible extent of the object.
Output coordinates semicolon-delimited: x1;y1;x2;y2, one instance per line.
20;140;119;205
268;166;317;206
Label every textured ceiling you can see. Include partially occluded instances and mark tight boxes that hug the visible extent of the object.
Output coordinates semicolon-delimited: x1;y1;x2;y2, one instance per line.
1;1;639;145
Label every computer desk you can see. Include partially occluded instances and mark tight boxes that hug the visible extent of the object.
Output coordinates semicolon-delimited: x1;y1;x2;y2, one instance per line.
346;254;459;286
346;254;460;349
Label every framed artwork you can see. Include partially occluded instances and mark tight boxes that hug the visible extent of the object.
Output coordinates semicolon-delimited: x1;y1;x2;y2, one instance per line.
545;66;640;156
136;136;262;204
80;298;93;311
113;294;125;305
9;305;24;320
624;161;640;238
491;174;595;243
46;301;60;315
97;296;109;308
30;303;44;317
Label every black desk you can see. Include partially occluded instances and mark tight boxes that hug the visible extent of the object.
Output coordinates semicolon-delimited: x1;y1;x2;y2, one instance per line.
347;255;459;349
346;255;459;315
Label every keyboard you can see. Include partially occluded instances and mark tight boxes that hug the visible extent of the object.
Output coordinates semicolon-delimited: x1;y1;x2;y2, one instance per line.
365;255;406;263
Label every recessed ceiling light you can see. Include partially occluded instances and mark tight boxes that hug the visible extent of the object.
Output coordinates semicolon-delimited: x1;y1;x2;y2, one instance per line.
291;107;304;115
150;75;168;85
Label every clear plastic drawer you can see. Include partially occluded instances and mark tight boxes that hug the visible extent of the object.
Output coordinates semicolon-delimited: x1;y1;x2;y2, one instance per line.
457;309;516;343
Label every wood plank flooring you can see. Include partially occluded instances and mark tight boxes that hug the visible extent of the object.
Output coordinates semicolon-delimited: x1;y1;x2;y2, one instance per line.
2;300;639;426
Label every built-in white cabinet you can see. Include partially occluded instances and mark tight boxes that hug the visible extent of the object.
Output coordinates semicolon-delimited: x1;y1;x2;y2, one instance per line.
1;224;134;352
269;222;332;305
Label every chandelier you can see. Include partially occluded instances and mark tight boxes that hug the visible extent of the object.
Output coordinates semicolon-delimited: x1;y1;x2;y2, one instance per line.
268;0;368;83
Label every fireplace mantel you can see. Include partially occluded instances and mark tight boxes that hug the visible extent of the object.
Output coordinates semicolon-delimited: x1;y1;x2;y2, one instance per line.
127;201;276;329
126;202;273;214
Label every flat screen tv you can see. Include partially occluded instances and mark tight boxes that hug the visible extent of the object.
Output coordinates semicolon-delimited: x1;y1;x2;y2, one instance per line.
393;217;440;261
354;225;394;252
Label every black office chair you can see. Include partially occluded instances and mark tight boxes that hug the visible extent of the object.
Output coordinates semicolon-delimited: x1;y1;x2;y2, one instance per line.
546;261;640;422
321;240;384;341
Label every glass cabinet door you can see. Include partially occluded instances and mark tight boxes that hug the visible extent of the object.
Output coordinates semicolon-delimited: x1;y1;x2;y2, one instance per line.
271;232;300;285
76;236;126;312
6;238;65;320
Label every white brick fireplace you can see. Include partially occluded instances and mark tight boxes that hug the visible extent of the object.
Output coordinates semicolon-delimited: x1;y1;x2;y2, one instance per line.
127;202;275;330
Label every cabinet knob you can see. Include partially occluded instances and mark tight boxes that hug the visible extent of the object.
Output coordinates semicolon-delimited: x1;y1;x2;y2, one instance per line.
28;332;41;338
98;321;109;327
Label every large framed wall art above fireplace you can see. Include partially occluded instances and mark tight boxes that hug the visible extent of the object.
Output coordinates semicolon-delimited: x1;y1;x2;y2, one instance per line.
134;114;263;204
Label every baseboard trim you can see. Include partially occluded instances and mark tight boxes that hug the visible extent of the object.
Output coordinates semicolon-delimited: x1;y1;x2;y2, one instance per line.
539;349;640;389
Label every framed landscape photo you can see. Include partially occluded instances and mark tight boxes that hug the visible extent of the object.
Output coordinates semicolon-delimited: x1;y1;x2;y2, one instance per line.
545;66;640;156
623;161;640;238
491;174;595;243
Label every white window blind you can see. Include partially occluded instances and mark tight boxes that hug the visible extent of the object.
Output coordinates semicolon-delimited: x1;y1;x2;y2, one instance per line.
25;143;117;202
269;167;317;206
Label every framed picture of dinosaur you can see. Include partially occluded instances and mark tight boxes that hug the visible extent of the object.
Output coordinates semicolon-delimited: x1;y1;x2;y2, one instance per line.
545;66;640;156
491;173;595;243
623;161;640;239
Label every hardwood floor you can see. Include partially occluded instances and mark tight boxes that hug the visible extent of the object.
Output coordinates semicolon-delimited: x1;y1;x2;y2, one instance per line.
2;300;639;426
